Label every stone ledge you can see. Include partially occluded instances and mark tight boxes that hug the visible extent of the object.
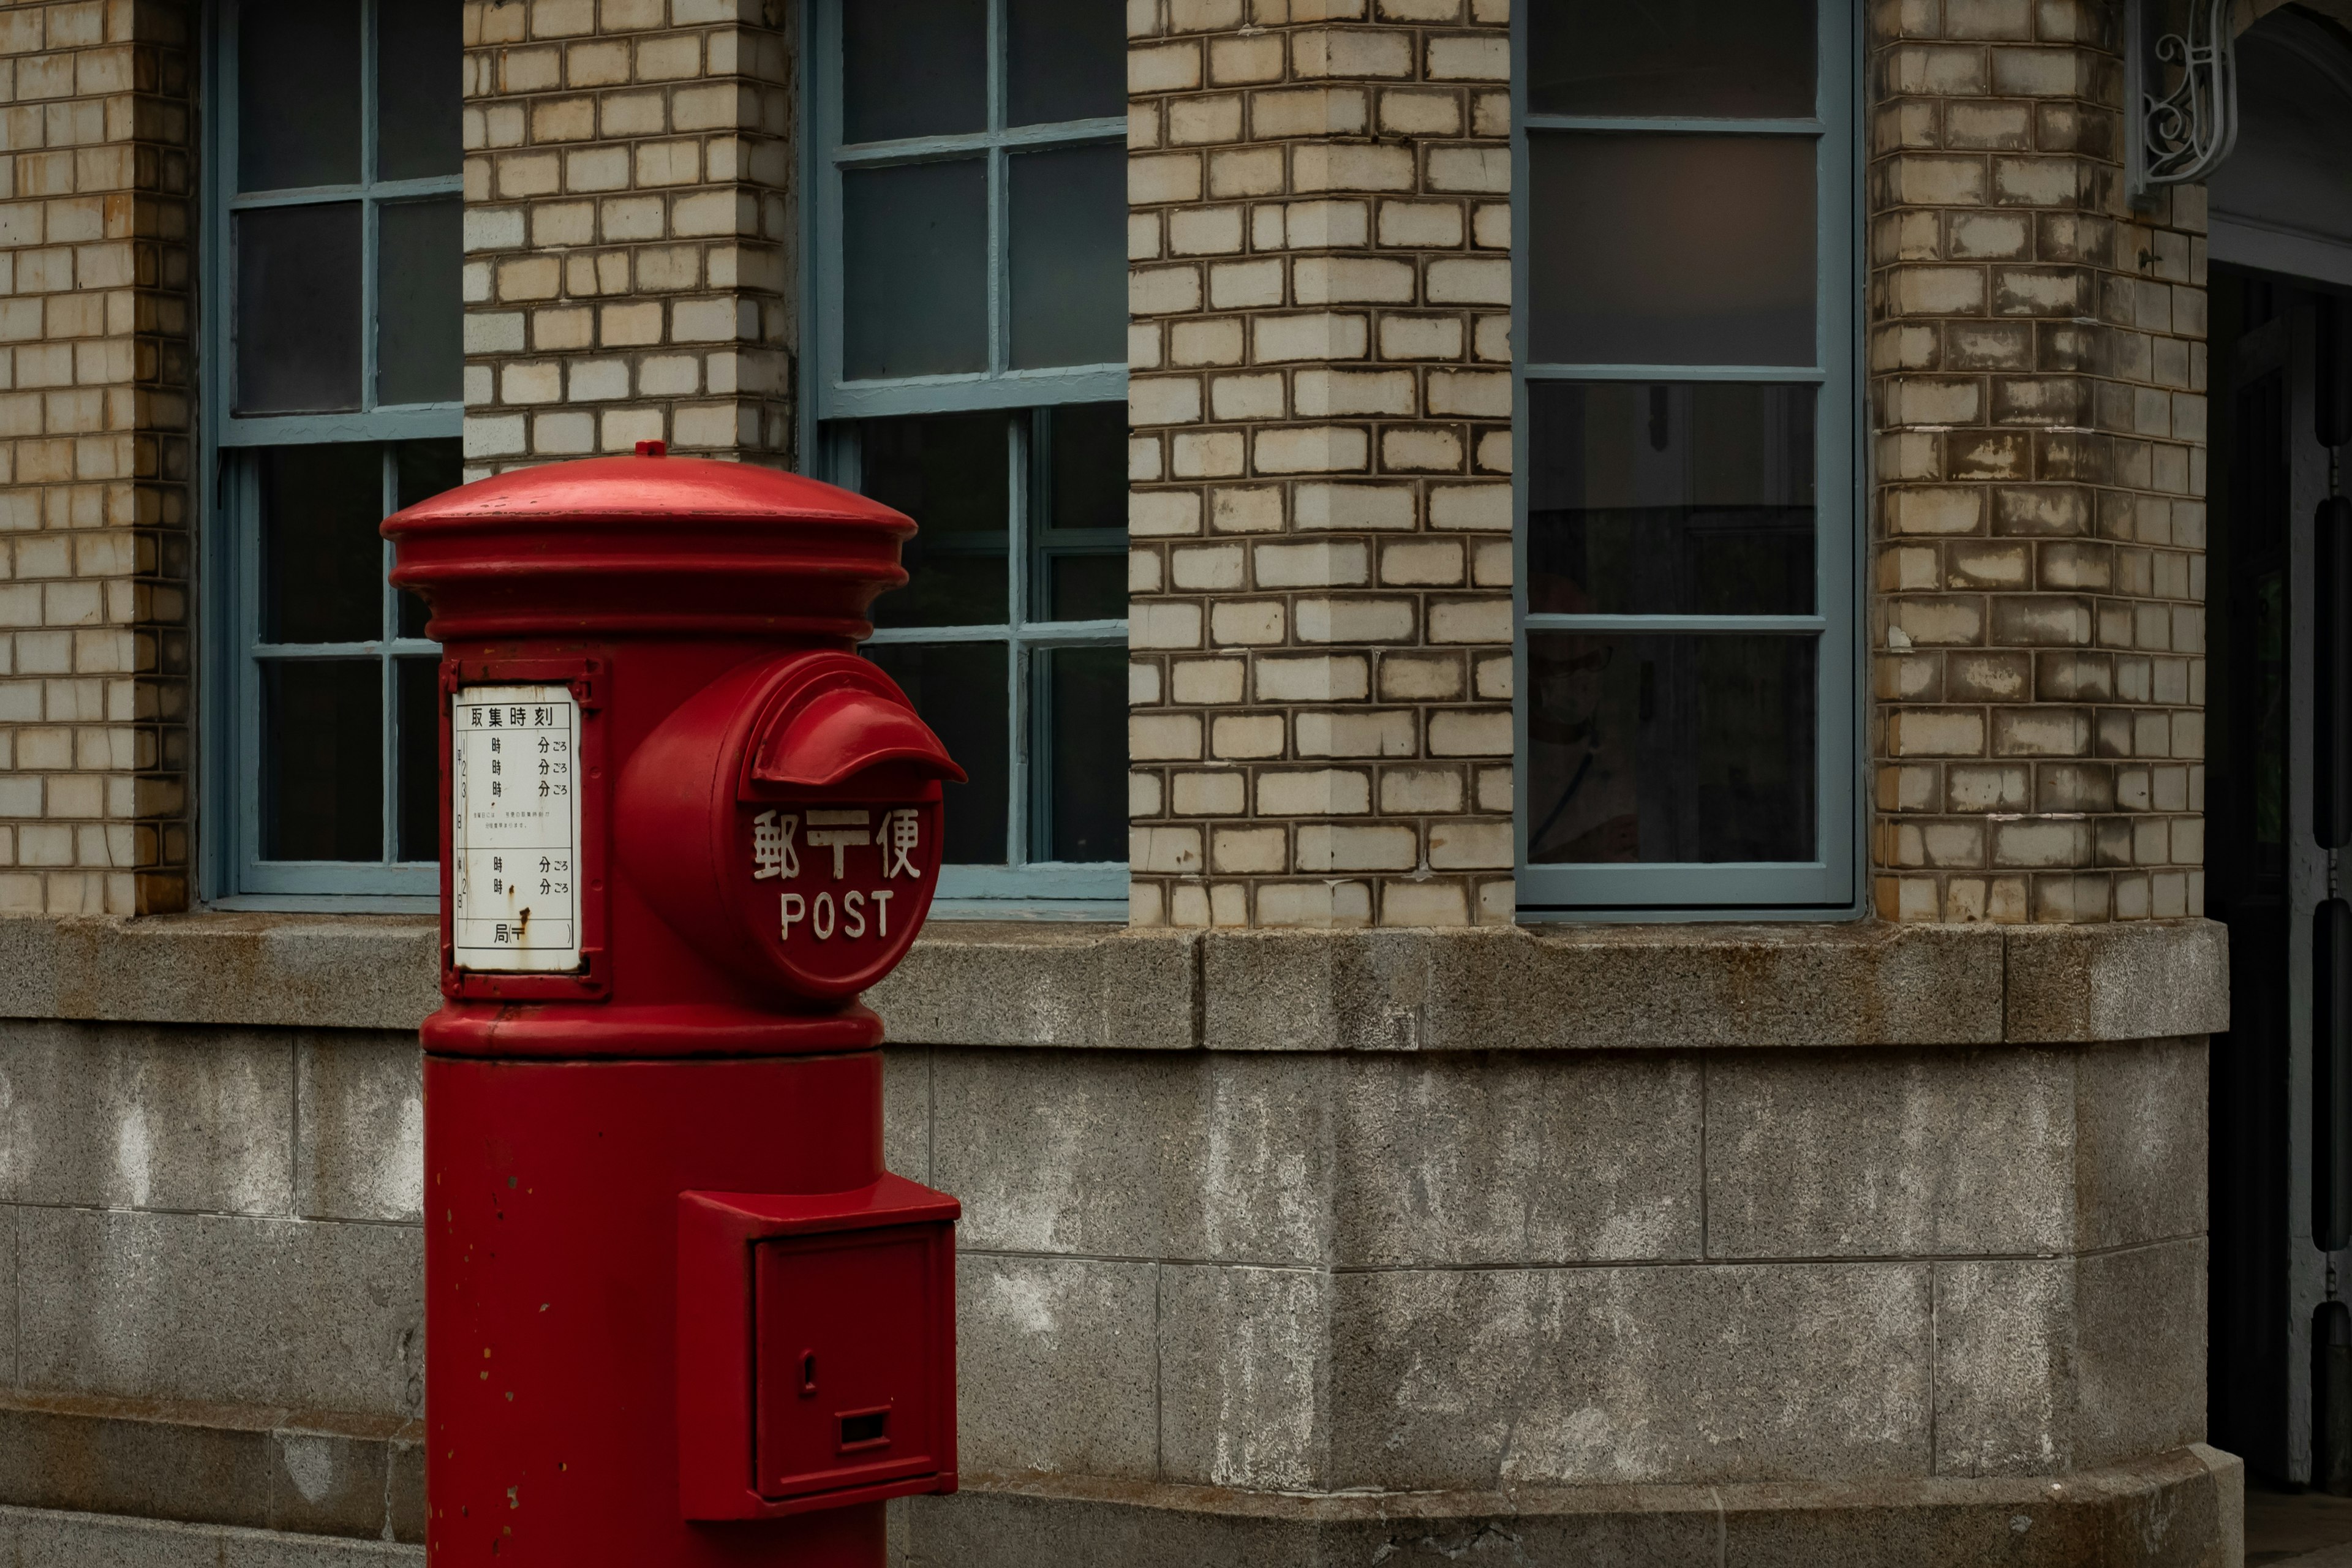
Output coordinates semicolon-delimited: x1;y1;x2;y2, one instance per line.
0;1389;420;1544
0;913;2229;1048
904;1446;2242;1567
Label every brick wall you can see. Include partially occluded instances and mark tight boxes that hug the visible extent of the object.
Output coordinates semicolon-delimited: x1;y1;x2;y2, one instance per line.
0;0;193;918
1125;0;1514;930
460;0;792;480
1868;0;2208;923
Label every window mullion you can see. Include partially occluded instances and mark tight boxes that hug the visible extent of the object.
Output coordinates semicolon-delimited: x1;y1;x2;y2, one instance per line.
1005;413;1030;869
379;448;399;869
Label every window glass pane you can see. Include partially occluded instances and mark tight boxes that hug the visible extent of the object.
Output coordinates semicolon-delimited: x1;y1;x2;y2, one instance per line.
237;203;364;414
860;413;1011;628
1528;633;1817;864
1037;401;1128;621
262;660;382;861
1528;0;1815;118
239;0;361;191
865;642;1009;865
1046;646;1126;862
379;198;464;405
378;0;462;181
1528;382;1815;614
843;159;989;380
396;440;465;638
396;657;441;862
260;443;386;645
1009;0;1126;125
1009;143;1127;370
1529;134;1815;366
843;0;987;143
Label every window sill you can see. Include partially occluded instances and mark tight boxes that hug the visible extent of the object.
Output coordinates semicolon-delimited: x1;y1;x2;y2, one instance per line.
0;912;2225;1048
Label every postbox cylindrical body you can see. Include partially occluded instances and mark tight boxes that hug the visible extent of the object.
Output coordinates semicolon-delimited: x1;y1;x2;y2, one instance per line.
385;451;961;1565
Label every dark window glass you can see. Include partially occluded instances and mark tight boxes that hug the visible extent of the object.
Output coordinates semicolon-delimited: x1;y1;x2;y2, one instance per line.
1009;143;1127;369
1529;134;1815;366
1528;0;1815;118
262;660;382;861
861;413;1011;627
866;642;1009;864
1528;633;1817;864
1036;402;1127;621
396;440;464;637
1528;382;1815;615
379;198;464;405
843;0;987;143
1046;647;1125;862
396;657;442;861
1009;0;1126;125
843;160;989;380
378;0;462;181
239;0;361;191
238;203;364;413
260;443;385;645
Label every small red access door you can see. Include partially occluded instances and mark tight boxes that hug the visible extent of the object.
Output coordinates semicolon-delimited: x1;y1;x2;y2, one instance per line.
677;1177;960;1521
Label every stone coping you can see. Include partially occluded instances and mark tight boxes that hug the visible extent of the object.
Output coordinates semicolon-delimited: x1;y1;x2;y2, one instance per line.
914;1447;2242;1566
0;912;2228;1047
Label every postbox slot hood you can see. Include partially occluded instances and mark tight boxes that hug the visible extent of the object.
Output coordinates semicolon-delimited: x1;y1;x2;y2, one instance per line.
747;683;967;791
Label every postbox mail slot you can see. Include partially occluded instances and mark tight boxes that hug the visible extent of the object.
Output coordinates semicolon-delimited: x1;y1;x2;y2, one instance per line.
677;1180;958;1521
754;1227;945;1499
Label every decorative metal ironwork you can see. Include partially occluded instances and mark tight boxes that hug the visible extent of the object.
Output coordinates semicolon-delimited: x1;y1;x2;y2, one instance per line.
2141;0;2242;187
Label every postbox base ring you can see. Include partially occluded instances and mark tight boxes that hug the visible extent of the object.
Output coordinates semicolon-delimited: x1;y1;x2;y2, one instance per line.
420;1000;884;1058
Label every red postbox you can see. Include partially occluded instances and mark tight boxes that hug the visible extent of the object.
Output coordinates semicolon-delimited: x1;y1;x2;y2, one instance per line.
384;445;961;1566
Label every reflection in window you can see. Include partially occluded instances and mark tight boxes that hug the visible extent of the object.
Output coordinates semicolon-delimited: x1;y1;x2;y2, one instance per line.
1528;383;1815;616
218;0;463;899
851;406;1128;869
1520;0;1850;904
820;0;1127;899
1528;634;1817;864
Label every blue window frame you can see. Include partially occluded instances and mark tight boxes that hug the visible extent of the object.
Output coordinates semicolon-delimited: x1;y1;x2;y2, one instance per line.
200;0;463;907
805;0;1130;915
1513;0;1861;916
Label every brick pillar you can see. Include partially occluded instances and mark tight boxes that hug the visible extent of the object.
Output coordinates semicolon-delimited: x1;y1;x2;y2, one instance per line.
0;0;194;918
460;0;792;478
1125;0;1513;930
1869;0;2207;923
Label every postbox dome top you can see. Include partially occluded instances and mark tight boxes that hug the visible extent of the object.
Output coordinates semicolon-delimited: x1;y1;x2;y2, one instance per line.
383;451;918;643
387;451;913;528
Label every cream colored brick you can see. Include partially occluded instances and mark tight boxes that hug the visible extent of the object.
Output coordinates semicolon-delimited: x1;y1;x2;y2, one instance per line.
1211;824;1289;873
1132;712;1206;761
1176;766;1251;818
1381;766;1466;815
1212;712;1287;758
1379;538;1464;585
1213;486;1286;533
1172;429;1247;477
1133;265;1205;316
1427;369;1509;418
1131;153;1205;206
1296;481;1415;530
1381;880;1471;926
1293;368;1415;417
1256;654;1371;703
1169;94;1244;145
1257;769;1373;816
1208;258;1284;309
1256;426;1371;474
1207;145;1286;199
1291;27;1413;80
1253;86;1368;139
1381;427;1464;471
1172;318;1246;367
1170;658;1248;706
1131;376;1205;426
1254;540;1370;588
1210;372;1286;421
1131;771;1165;818
1210;599;1287;644
1283;199;1371;249
1378;315;1464;360
1130;41;1205;94
1170;205;1246;255
1133;824;1205;874
1428;709;1512;756
1295;710;1416;758
1291;143;1416;194
1172;543;1246;591
1254;880;1374;927
1131;601;1206;649
1253;312;1370;363
1297;823;1418;872
1133;490;1205;537
1295;597;1414;643
1377;200;1463;249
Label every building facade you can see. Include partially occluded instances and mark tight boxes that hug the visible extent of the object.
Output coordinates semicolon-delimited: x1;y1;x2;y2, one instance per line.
0;0;2345;1559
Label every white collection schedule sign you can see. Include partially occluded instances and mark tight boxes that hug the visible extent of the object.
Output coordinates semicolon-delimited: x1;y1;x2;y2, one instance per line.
451;684;583;972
